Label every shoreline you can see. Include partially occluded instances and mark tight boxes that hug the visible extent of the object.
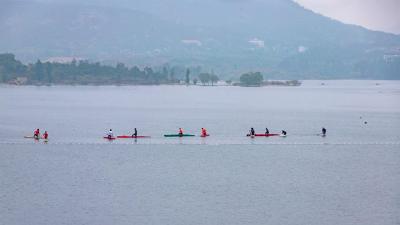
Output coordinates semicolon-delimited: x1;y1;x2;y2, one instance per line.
1;79;399;87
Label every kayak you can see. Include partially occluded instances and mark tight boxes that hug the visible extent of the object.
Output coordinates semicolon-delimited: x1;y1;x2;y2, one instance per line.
24;136;49;141
246;133;279;137
164;134;195;137
117;135;150;138
103;136;117;140
24;136;41;139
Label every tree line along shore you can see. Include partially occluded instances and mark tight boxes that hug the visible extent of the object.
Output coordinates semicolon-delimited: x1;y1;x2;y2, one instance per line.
0;53;301;87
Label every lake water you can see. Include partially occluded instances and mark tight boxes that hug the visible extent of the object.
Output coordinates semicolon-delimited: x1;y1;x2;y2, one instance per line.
1;81;399;225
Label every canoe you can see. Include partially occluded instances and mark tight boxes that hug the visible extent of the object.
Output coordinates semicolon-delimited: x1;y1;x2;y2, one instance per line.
246;133;279;137
103;136;117;140
117;135;150;138
164;134;195;137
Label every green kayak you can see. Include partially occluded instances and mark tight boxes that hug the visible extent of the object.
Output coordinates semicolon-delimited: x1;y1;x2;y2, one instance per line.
164;134;195;137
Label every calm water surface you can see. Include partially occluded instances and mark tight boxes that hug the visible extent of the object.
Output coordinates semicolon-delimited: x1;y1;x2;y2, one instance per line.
0;80;399;225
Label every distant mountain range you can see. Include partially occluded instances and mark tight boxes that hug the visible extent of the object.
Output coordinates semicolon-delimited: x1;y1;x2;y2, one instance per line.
1;0;399;79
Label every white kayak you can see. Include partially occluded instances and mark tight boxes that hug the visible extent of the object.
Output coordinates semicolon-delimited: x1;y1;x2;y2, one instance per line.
24;136;48;140
24;136;41;139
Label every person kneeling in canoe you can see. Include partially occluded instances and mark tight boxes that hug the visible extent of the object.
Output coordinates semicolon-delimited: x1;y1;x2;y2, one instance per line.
107;129;114;139
322;127;326;136
34;128;40;139
265;128;269;135
201;128;208;137
179;128;184;137
43;131;48;140
132;128;138;138
281;130;287;136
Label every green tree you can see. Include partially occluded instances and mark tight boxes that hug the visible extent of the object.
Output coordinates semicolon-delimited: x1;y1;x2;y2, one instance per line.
169;69;176;82
33;60;44;82
0;66;4;82
198;73;210;85
210;74;219;86
185;68;190;85
44;62;52;83
239;72;264;86
116;63;127;83
162;67;168;79
0;53;27;82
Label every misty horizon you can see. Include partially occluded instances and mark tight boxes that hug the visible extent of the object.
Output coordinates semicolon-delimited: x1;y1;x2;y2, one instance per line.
1;0;399;80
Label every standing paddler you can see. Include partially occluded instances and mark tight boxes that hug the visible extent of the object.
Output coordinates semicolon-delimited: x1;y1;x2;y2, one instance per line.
250;128;255;136
132;128;138;138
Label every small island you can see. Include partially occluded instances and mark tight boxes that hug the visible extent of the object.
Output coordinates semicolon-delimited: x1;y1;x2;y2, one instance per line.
233;72;301;87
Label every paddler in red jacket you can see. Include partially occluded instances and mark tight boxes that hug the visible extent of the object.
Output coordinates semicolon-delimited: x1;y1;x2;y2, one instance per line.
201;128;208;137
43;131;48;140
179;128;184;137
34;128;40;139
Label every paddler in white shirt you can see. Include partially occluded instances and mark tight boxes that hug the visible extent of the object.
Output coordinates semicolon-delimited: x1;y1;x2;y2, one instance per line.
107;129;113;138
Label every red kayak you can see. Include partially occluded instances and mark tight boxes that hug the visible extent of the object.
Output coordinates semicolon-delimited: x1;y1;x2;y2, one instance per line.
103;136;117;140
117;135;151;138
246;133;279;137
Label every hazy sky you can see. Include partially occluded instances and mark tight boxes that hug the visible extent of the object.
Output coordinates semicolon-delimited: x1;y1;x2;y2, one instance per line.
294;0;400;34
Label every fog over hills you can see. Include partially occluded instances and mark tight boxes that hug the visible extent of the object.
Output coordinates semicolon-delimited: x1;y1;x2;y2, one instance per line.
1;0;399;79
